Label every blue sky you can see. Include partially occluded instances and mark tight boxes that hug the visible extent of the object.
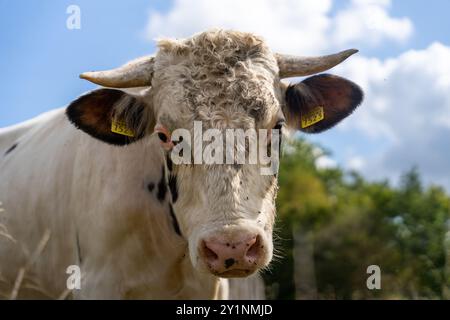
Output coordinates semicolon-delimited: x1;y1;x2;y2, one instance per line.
1;0;449;189
0;0;167;126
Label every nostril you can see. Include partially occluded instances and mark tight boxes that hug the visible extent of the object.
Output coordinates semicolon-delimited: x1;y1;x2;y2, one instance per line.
246;235;262;260
202;241;219;261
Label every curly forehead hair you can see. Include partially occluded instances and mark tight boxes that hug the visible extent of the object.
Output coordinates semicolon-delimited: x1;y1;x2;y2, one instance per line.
157;29;277;70
155;30;280;129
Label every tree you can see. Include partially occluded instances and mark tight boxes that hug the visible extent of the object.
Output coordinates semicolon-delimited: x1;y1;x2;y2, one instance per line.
263;139;450;300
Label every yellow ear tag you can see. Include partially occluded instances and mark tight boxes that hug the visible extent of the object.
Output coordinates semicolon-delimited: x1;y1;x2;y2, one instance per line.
301;106;325;129
111;118;135;137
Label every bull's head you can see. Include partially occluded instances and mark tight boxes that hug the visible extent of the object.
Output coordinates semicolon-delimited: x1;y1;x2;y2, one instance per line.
67;30;363;278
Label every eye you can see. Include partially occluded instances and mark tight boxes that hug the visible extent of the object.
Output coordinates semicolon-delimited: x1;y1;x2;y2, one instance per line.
154;124;174;151
273;120;285;131
269;120;284;158
157;132;169;143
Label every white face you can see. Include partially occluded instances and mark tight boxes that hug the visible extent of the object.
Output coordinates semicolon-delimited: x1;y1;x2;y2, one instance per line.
151;53;283;277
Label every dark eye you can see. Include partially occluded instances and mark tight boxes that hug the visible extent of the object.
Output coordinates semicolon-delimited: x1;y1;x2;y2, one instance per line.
271;120;284;158
273;120;285;131
158;132;169;143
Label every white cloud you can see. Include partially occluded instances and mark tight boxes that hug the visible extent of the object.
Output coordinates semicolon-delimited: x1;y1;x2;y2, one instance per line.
331;0;413;47
347;156;366;171
316;155;338;169
337;42;450;189
146;0;412;54
313;146;338;169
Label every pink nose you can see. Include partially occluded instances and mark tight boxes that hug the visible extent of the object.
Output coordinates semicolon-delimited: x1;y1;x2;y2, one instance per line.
201;234;263;277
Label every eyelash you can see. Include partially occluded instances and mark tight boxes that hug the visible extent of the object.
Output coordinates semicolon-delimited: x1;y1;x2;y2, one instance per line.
273;121;285;131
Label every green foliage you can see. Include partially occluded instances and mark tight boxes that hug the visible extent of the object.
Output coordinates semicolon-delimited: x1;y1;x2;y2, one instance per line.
263;138;450;300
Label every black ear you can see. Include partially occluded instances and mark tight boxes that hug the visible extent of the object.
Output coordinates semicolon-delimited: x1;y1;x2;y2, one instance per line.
284;74;363;133
66;89;149;145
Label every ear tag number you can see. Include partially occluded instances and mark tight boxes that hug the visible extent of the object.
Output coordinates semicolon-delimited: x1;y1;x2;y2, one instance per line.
301;106;325;129
111;119;135;137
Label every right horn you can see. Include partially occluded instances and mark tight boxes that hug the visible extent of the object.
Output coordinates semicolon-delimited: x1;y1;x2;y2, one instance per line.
276;49;358;78
80;56;155;88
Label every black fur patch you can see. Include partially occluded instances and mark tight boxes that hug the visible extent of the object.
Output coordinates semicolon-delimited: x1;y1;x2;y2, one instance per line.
169;204;182;236
66;89;146;146
166;154;173;172
168;174;178;203
147;182;155;192
76;232;82;264
4;143;18;156
157;166;167;202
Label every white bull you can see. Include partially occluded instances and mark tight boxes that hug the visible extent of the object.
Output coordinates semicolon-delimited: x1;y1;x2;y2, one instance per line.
0;30;363;299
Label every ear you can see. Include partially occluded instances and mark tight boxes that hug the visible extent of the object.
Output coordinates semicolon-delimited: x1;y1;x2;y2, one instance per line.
283;74;363;133
66;88;152;145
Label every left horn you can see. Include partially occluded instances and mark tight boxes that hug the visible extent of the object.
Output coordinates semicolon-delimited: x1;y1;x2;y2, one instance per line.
80;56;155;88
276;49;358;78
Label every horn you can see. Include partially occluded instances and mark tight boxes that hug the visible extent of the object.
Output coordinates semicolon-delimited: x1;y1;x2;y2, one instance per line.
276;49;358;78
80;56;155;88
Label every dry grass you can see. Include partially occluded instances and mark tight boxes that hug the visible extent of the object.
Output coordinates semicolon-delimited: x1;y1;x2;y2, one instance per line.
9;229;51;299
0;201;61;299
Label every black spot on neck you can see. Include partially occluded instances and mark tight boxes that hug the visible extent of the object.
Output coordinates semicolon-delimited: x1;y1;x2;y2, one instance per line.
147;182;155;192
169;204;182;236
166;153;173;172
168;174;178;203
157;166;167;202
76;232;82;264
4;143;18;156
